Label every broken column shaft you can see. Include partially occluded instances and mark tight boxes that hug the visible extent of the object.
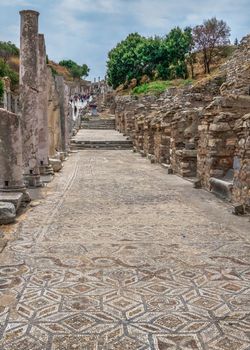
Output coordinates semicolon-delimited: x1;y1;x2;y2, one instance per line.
19;10;42;187
0;108;26;191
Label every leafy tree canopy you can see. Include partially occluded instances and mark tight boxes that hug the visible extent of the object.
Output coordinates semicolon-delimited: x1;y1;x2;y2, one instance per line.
59;59;90;79
106;28;193;89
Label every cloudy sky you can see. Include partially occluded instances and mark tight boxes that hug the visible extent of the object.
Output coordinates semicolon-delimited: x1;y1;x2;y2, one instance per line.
0;0;249;80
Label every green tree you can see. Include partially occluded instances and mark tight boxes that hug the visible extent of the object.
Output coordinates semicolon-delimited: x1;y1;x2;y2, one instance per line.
234;38;239;46
59;59;77;70
106;28;192;88
81;64;90;77
0;59;19;86
193;17;231;74
59;59;90;79
107;33;146;88
162;27;192;79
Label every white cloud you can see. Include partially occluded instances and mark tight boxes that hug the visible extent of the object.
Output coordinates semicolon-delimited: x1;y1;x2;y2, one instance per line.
0;0;249;80
0;0;32;6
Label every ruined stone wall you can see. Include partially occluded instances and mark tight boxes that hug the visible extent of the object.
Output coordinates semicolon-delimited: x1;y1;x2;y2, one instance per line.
113;35;250;208
233;113;250;206
220;35;250;96
197;96;250;189
114;86;215;171
197;36;250;206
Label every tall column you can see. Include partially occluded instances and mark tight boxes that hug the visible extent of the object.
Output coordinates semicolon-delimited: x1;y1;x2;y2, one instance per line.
19;10;42;187
37;34;53;175
55;76;70;155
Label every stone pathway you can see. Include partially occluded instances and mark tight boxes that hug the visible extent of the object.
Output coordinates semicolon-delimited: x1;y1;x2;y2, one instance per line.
0;132;249;349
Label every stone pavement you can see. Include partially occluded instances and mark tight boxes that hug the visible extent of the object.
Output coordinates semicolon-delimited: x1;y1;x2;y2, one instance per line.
0;141;250;349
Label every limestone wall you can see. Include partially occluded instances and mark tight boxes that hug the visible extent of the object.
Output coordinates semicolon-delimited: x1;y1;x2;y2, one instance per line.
233;113;250;206
220;35;250;96
112;35;250;209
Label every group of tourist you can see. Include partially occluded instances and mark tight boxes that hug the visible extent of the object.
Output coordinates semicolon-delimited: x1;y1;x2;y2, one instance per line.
70;94;91;104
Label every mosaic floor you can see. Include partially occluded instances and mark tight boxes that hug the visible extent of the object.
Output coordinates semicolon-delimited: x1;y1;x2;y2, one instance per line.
0;147;249;349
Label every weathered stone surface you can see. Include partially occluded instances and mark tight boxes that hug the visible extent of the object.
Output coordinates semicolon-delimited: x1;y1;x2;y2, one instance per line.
0;109;25;191
55;76;70;153
0;202;16;224
47;68;62;158
220;35;250;96
0;192;24;210
209;122;231;132
19;10;41;182
112;36;250;207
49;158;63;172
209;177;233;200
37;34;51;173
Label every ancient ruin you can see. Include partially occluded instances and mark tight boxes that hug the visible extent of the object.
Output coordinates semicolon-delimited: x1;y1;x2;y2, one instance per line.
0;6;249;350
0;10;87;222
113;36;250;212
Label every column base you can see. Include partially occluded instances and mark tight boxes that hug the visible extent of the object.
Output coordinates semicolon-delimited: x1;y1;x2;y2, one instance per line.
24;174;43;188
0;186;31;203
39;164;54;176
59;152;69;161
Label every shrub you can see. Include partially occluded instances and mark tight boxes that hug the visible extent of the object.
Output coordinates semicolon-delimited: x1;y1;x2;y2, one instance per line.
0;59;19;87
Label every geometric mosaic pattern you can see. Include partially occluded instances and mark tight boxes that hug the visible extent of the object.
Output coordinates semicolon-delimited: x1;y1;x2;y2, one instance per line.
0;149;249;349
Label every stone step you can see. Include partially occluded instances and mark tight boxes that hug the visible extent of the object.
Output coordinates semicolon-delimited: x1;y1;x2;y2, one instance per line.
82;122;115;125
71;140;133;150
82;122;115;124
82;120;115;123
82;126;116;130
72;140;132;144
82;123;115;125
81;119;115;130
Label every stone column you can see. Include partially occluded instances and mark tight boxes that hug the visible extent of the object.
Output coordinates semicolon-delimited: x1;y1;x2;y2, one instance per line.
3;77;11;111
19;10;42;187
37;34;53;175
55;76;70;156
0;109;26;191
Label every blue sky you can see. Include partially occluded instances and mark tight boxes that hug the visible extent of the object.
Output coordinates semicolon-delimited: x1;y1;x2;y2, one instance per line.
0;0;249;81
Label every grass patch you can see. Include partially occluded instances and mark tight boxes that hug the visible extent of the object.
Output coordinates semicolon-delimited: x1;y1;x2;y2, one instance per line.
132;79;193;95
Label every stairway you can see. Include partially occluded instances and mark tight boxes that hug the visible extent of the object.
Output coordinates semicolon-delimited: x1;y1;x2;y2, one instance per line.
72;119;133;150
81;118;116;130
71;139;133;150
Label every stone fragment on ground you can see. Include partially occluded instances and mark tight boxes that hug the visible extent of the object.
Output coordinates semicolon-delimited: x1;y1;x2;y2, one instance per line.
0;201;16;224
0;192;24;210
49;158;63;172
